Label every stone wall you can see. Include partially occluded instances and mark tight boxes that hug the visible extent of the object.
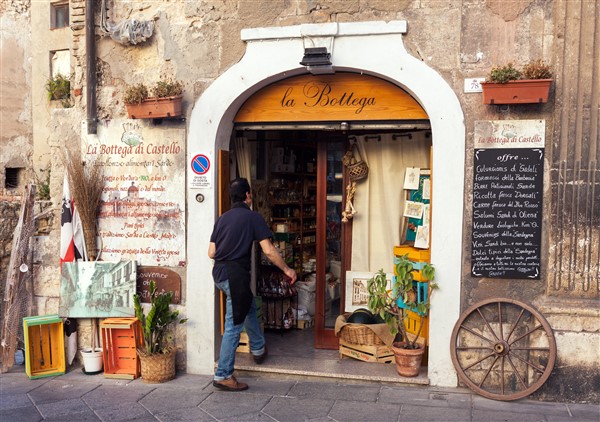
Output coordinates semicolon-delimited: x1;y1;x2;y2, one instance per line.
7;0;598;401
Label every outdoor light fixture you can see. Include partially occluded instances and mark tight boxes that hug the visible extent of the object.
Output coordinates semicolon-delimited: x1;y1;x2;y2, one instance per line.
300;47;334;75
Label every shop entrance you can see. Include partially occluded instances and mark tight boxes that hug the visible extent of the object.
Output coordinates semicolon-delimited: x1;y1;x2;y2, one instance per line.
231;130;348;349
229;124;432;372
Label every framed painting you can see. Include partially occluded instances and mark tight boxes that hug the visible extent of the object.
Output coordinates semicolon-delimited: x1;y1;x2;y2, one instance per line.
344;271;393;313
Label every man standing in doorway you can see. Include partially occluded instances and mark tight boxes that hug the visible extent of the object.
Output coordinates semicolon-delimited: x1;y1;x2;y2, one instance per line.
208;178;297;391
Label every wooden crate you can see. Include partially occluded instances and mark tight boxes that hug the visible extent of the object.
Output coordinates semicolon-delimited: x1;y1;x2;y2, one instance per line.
339;339;394;363
23;315;65;379
404;309;429;341
100;317;143;379
236;323;264;354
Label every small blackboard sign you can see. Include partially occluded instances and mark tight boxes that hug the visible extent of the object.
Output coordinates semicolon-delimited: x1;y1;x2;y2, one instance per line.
471;148;544;279
136;266;181;304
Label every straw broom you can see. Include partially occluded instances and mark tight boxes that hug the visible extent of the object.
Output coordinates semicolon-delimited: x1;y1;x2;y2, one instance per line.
63;151;104;261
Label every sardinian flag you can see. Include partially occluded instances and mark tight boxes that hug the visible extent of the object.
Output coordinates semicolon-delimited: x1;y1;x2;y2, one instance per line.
60;173;85;265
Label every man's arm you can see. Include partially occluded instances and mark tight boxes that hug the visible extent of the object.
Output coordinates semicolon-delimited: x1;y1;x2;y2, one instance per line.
259;238;297;284
208;242;216;259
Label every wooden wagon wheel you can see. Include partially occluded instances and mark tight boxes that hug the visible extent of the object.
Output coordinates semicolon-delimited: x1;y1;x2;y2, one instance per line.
450;298;556;401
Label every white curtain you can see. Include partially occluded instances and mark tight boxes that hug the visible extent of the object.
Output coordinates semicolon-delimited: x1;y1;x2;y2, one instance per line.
351;133;430;273
234;137;252;184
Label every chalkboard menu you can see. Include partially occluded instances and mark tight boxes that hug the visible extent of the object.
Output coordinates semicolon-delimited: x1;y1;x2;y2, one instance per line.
471;148;544;279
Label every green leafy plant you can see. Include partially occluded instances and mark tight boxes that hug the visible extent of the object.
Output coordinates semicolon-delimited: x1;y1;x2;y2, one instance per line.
35;167;51;200
152;79;183;98
124;83;149;105
522;59;552;79
134;280;187;355
45;74;72;107
488;60;553;83
367;255;437;350
488;63;522;83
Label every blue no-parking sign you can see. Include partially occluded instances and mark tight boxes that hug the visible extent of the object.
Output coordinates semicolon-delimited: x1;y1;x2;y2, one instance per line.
190;153;212;188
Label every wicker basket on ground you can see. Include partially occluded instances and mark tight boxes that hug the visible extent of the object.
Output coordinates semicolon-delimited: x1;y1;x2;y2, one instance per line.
138;348;176;384
338;313;384;346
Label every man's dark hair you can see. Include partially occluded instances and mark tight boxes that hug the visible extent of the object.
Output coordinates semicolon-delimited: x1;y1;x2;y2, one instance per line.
230;178;251;203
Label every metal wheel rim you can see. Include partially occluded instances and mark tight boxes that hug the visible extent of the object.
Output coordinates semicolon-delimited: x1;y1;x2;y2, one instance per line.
450;298;556;401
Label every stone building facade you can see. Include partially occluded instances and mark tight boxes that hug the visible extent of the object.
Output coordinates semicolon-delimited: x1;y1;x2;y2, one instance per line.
0;0;597;403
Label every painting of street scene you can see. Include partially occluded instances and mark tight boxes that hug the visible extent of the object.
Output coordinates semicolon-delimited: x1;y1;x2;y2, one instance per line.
59;261;137;318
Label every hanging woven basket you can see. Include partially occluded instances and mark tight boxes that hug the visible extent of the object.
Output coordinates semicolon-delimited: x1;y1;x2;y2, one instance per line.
343;144;368;182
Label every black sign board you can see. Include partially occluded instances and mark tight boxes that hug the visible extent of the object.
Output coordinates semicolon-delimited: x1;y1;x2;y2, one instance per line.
471;148;543;279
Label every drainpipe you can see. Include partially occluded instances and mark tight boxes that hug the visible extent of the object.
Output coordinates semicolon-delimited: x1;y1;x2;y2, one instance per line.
86;0;97;134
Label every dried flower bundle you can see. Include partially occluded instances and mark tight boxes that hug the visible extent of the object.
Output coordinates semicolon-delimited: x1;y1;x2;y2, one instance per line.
64;151;104;261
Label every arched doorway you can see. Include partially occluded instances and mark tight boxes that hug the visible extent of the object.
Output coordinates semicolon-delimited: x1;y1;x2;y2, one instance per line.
187;21;464;387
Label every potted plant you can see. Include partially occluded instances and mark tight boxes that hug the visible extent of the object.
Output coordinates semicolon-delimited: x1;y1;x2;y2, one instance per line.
367;256;436;377
45;73;72;108
124;79;184;119
481;59;553;104
133;280;187;383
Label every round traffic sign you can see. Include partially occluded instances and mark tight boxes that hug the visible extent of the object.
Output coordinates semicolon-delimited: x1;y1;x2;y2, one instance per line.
191;154;210;175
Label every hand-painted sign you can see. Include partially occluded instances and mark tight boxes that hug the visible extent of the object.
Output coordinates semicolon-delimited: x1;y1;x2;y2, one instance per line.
471;120;545;279
136;266;181;304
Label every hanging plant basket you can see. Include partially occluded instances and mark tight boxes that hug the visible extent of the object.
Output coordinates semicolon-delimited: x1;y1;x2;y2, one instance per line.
481;79;552;105
126;95;183;119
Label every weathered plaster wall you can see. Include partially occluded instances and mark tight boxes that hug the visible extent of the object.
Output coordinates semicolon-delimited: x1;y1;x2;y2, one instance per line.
0;2;33;196
16;0;598;402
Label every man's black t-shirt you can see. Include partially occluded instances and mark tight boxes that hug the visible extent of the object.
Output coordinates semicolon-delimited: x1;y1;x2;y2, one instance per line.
210;203;272;282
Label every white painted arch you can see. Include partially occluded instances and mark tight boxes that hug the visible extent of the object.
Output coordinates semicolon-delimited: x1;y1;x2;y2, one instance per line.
187;21;465;387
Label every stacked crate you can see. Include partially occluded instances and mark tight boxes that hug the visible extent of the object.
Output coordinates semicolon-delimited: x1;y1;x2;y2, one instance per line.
100;317;143;379
393;245;431;342
23;315;65;379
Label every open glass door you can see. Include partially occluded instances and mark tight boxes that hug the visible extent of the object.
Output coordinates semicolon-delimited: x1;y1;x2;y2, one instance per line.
314;138;346;349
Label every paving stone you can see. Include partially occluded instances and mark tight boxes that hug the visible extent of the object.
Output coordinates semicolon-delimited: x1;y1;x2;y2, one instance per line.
91;401;155;421
221;411;277;421
0;373;52;395
200;391;272;419
139;388;209;413
379;385;472;408
43;410;101;421
0;392;32;410
287;380;380;402
262;396;334;422
154;406;216;421
329;399;400;422
153;373;214;391
82;384;155;407
37;397;91;418
225;376;297;396
0;405;43;422
28;378;100;405
566;403;600;420
400;404;471;421
473;409;550;421
472;394;571;417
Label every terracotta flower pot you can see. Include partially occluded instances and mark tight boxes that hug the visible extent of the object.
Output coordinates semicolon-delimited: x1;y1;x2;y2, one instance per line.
481;79;552;105
126;95;183;119
391;341;425;377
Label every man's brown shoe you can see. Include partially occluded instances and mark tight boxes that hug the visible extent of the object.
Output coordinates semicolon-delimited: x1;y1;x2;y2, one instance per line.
212;376;248;391
253;346;268;364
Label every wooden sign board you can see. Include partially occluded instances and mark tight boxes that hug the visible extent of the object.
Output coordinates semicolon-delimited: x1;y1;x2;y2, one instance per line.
234;72;428;122
136;266;181;304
